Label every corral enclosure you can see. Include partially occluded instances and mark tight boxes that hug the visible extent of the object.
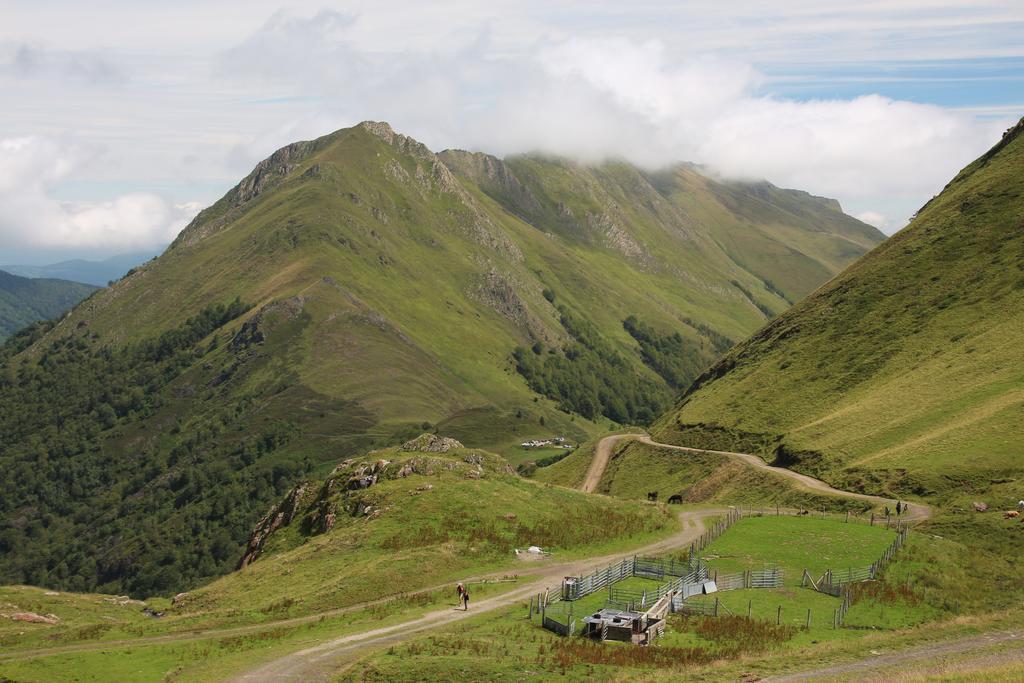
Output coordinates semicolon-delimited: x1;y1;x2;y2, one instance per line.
539;511;910;644
698;515;897;581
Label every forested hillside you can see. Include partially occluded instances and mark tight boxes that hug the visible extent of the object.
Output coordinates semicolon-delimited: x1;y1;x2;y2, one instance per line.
0;270;98;341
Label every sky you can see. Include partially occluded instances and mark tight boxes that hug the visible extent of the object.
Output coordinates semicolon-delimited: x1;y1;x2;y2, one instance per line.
1;1;1021;264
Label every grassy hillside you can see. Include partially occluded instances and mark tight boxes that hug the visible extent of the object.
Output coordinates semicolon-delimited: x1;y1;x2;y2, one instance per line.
0;270;98;341
180;437;671;620
0;121;881;597
654;117;1024;501
0;441;674;682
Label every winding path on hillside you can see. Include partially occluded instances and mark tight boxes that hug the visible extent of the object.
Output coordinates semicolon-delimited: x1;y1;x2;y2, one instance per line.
227;507;724;682
587;433;932;521
226;435;932;681
1;434;933;680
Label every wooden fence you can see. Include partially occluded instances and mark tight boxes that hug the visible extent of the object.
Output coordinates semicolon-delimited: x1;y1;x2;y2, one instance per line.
677;598;719;617
799;527;909;627
734;503;918;528
543;614;575;636
634;555;697;580
688;507;742;558
542;507;905;636
804;528;909;593
563;557;635;600
608;562;709;609
714;567;783;591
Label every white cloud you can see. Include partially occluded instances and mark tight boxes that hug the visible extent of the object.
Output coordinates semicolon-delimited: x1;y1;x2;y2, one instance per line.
0;136;196;251
854;211;889;230
0;1;1020;257
10;45;125;84
212;23;1010;234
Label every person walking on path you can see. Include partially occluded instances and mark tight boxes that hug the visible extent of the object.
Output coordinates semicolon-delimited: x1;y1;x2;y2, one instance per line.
456;583;465;609
463;587;470;610
896;501;903;516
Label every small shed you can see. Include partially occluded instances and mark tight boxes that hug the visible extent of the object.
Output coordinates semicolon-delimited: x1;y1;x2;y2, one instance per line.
582;608;648;643
582;593;672;645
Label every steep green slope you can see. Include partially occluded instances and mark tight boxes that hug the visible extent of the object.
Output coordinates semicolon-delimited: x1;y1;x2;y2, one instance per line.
180;435;670;619
0;121;880;597
0;270;98;341
0;439;672;682
656;117;1024;499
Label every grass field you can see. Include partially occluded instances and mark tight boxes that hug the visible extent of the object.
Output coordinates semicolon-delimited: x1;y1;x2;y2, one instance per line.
699;515;896;581
342;508;949;681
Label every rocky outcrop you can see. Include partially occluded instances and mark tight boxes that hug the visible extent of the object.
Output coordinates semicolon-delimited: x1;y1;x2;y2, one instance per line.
230;296;307;351
172;137;327;247
344;459;391;490
589;212;647;262
358;123;523;262
239;483;313;568
238;443;512;567
438;149;543;219
400;433;464;452
234;140;319;205
470;270;555;343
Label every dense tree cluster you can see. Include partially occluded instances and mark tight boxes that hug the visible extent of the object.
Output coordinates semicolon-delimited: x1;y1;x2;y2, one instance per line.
622;315;707;389
513;306;671;425
0;300;313;597
730;279;775;318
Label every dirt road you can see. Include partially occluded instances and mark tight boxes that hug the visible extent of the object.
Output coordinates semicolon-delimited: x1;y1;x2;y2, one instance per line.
228;507;723;682
765;629;1023;681
231;433;935;681
581;433;637;493
586;434;932;521
4;433;934;679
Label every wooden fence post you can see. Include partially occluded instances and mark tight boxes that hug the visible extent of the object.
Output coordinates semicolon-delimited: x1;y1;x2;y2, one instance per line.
715;597;719;617
748;599;752;618
806;609;811;629
777;605;782;625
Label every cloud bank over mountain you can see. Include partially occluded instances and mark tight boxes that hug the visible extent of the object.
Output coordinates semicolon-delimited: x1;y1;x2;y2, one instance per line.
0;136;198;252
0;1;1020;254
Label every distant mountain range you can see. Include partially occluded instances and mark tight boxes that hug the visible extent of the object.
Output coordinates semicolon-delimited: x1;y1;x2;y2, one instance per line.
1;251;159;287
0;121;882;596
0;270;98;342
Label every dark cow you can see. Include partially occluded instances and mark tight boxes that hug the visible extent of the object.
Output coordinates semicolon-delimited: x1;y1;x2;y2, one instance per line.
667;494;683;505
647;491;658;502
